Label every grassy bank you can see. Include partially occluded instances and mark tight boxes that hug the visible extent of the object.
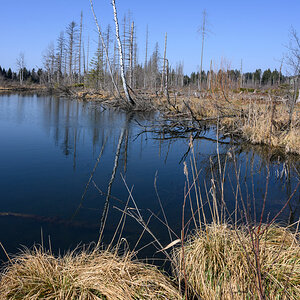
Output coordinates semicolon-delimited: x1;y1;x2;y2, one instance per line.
0;84;46;94
0;222;299;299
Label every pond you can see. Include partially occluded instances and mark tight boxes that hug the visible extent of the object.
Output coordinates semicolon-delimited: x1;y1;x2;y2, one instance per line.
0;94;299;263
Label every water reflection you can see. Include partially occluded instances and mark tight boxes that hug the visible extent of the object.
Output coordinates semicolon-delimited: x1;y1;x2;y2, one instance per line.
0;94;299;262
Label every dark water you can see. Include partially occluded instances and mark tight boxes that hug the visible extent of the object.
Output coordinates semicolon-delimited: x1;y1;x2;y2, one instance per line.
0;94;299;263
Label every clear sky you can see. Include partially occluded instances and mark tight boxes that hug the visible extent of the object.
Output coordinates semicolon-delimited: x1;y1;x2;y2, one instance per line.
0;0;299;75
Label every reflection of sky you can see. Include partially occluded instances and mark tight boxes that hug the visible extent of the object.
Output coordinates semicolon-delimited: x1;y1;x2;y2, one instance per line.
0;94;299;261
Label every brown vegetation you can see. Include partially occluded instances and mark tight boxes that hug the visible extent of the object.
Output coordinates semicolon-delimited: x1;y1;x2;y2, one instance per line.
173;224;300;299
0;247;181;299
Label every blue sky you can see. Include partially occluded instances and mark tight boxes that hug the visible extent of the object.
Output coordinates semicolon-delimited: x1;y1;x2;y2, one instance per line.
0;0;299;74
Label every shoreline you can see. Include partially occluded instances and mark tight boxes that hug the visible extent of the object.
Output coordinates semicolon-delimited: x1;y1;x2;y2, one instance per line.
1;84;300;156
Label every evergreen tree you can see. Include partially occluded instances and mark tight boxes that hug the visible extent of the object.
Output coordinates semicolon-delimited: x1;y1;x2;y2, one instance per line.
262;68;272;85
7;68;12;79
254;69;262;84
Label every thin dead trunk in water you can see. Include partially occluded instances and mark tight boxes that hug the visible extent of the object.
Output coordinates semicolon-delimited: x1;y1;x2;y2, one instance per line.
111;0;135;105
89;0;121;98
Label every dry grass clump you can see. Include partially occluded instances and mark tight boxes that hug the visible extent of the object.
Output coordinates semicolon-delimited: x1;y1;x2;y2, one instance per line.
173;223;300;300
0;247;181;299
240;102;300;154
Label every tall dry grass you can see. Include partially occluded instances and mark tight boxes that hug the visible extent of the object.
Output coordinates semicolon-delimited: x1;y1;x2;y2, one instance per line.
240;100;300;154
173;224;300;299
0;247;181;299
169;137;300;299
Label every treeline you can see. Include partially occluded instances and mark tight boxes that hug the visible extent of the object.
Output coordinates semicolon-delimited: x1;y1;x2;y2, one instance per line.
186;68;286;89
0;65;45;85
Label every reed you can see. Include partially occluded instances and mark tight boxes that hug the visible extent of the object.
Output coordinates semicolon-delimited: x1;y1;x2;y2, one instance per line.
170;137;300;299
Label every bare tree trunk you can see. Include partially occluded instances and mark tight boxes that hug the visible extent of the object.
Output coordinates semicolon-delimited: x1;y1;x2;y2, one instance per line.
113;41;117;84
240;59;243;88
89;0;121;98
67;21;76;84
144;25;148;89
161;32;167;92
199;10;207;92
279;59;283;86
208;59;212;90
87;35;89;74
111;0;135;105
56;32;65;85
123;14;126;74
288;76;300;130
104;25;111;88
133;40;137;89
129;21;134;88
82;42;86;86
165;59;170;102
16;53;25;85
78;11;83;83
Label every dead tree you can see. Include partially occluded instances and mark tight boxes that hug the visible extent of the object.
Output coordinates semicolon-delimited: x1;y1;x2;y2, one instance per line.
66;21;77;84
43;44;55;86
129;21;134;88
16;52;25;85
89;0;121;98
164;59;170;102
240;59;243;88
144;25;148;89
111;0;135;105
208;59;212;90
285;27;300;130
161;32;167;92
86;35;90;74
198;9;208;92
104;25;112;88
56;32;65;84
78;11;83;83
